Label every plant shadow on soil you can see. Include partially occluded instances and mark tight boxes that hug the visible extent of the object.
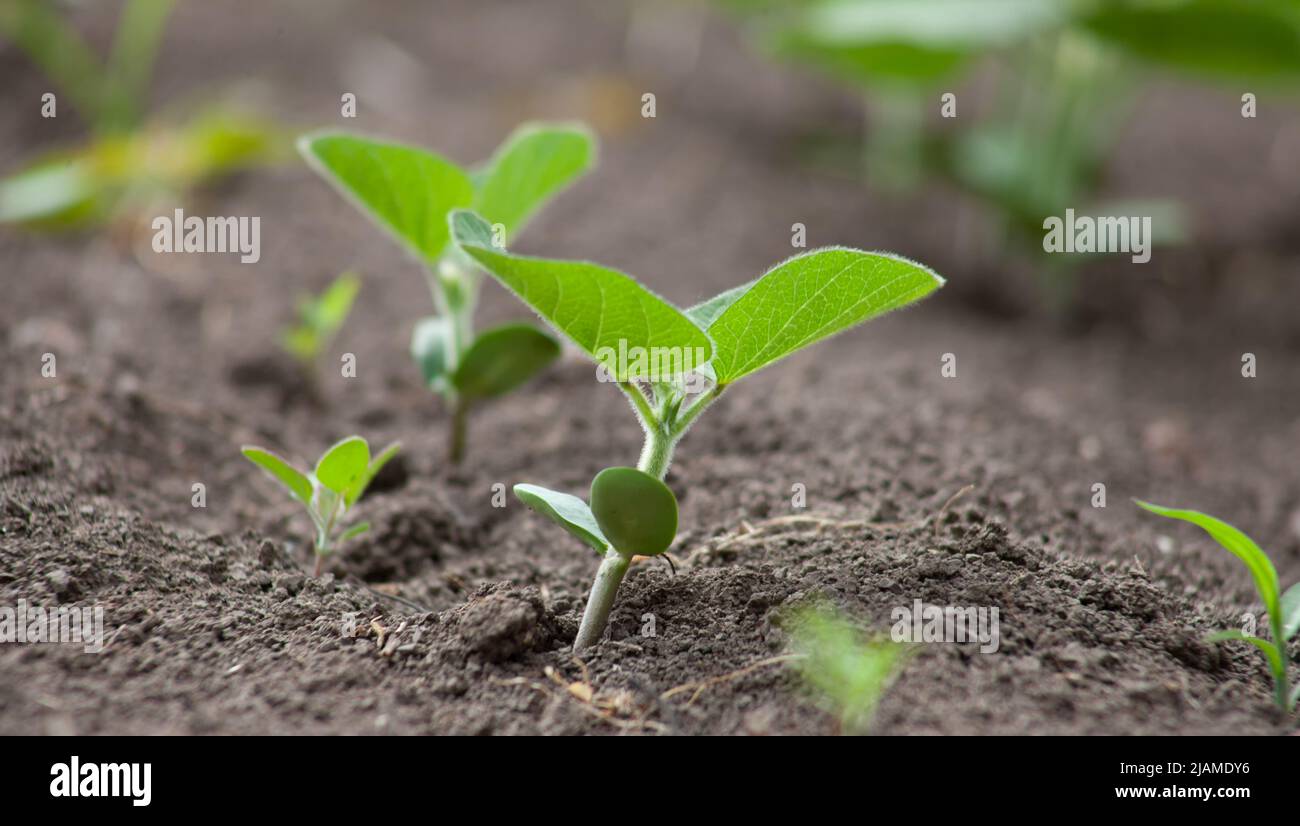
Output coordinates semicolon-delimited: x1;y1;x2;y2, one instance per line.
1;0;1298;734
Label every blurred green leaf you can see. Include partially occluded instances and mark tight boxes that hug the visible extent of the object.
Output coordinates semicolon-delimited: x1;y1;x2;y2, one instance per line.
0;0;110;128
474;123;596;244
1084;0;1300;84
102;0;176;132
283;272;360;363
411;316;453;390
1280;581;1300;641
242;447;313;503
452;323;560;401
348;442;400;508
589;467;678;557
768;0;1067;87
311;272;361;336
789;604;912;734
338;522;370;543
0;160;97;223
1;108;280;229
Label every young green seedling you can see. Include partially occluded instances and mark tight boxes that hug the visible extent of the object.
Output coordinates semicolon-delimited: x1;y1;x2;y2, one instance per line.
1137;501;1300;712
297;123;595;462
787;603;914;735
0;0;279;227
448;209;944;650
243;436;399;577
281;271;360;378
0;0;176;136
723;0;1297;311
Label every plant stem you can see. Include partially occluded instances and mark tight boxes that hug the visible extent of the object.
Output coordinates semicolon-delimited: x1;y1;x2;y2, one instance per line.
1272;614;1290;711
574;549;632;652
631;385;722;480
313;554;324;578
637;424;675;480
573;383;723;651
449;396;469;464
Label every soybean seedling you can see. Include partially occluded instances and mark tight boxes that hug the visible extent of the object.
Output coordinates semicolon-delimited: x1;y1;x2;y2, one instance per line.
720;0;1300;311
298;123;596;462
243;437;399;577
1137;501;1300;712
449;209;944;651
0;0;279;227
280;271;360;378
787;603;915;735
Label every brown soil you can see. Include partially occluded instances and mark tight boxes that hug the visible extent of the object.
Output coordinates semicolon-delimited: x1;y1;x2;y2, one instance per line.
2;0;1298;735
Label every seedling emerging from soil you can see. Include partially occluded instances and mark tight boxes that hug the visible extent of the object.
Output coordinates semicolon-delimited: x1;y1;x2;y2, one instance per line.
243;437;399;577
1137;501;1300;712
297;124;595;462
517;467;679;651
787;604;914;735
449;209;944;650
281;271;360;375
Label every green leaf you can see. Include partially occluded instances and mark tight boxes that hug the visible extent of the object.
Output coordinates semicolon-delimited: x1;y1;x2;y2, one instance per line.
0;160;97;224
0;0;108;128
1280;581;1300;642
788;604;912;734
514;483;609;552
338;522;370;543
102;0;176;132
589;467;678;557
473;123;596;243
452;323;560;400
1135;501;1281;624
1207;630;1284;677
299;132;474;265
284;272;360;362
703;247;944;385
242;446;313;504
281;326;318;362
450;210;712;380
410;316;452;390
309;272;361;336
768;0;1066;87
348;442;400;508
1084;0;1300;84
314;436;371;497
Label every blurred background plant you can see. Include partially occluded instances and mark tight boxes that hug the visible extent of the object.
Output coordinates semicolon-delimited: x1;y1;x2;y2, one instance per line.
280;271;360;388
714;0;1300;312
0;0;283;229
786;603;914;734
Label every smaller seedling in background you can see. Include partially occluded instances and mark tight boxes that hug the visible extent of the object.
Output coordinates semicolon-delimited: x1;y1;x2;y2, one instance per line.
1137;501;1300;712
298;123;594;463
717;0;1300;313
243;436;399;577
281;272;360;379
0;0;279;228
787;604;915;735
